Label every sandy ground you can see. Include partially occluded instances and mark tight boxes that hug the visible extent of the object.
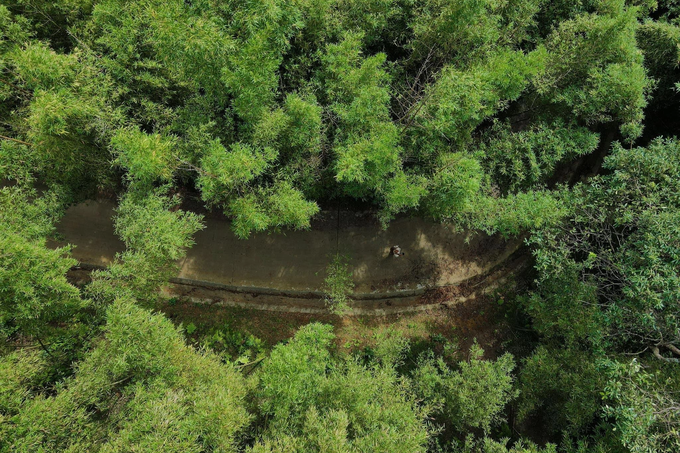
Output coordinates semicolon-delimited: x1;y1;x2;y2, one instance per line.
49;199;522;294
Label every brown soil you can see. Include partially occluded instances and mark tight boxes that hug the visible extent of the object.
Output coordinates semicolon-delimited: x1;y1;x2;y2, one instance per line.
52;199;524;295
158;292;510;361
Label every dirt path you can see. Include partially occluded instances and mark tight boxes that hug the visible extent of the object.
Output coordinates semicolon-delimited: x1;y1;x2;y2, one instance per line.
51;199;525;312
158;252;528;316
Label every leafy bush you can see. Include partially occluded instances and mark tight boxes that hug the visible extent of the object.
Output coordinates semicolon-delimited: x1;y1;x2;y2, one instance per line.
323;253;355;313
200;323;265;363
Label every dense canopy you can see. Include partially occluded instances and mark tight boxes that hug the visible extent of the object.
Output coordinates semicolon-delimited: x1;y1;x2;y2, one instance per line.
0;0;660;236
1;0;680;452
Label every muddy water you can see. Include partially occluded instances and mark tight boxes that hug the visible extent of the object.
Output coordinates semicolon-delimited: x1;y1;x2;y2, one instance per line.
49;199;521;293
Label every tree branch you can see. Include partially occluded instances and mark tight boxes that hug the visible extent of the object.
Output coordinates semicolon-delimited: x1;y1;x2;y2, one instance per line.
0;77;31;96
653;346;680;363
0;134;33;147
36;336;53;358
663;343;680;357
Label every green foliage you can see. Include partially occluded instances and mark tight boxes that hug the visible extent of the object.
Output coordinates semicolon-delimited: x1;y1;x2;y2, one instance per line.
518;346;605;436
656;0;680;20
253;323;430;452
530;138;680;350
602;359;680;453
422;134;568;236
3;299;251;452
7;42;76;91
411;0;543;62
323;253;355;312
480;121;600;194
5;385;95;452
533;2;652;139
0;5;31;52
636;19;680;107
198;141;277;204
415;49;544;149
0;228;81;338
266;181;321;229
252;93;323;191
3;3;680;450
0;141;36;183
322;32;404;203
24;86;114;194
533;0;599;35
27;88;97;138
1;0;657;234
0;187;83;339
281;93;323;154
0;349;48;417
426;153;483;220
197;139;319;238
454;435;557;453
2;0;93;49
523;138;680;448
412;344;517;434
460;190;567;238
257;323;336;422
114;190;204;261
380;171;429;226
85;0;190;128
111;128;179;188
220;0;304;126
0;186;61;239
200;323;265;363
88;190;204;304
132;0;234;105
228;180;320;239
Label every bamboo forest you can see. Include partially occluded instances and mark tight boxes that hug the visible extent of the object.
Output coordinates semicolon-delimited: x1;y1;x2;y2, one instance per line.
1;0;680;452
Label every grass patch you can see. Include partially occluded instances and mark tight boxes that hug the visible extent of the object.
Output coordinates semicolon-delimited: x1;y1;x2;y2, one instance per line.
157;293;511;362
323;253;355;314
